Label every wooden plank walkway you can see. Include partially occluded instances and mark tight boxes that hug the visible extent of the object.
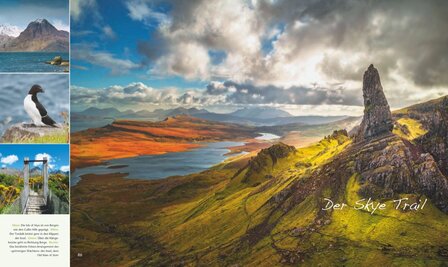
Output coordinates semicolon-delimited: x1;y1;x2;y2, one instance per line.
25;191;48;214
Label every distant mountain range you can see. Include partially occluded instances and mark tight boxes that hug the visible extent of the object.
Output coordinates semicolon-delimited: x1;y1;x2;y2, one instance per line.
72;106;350;129
230;107;292;119
0;19;69;52
0;166;68;177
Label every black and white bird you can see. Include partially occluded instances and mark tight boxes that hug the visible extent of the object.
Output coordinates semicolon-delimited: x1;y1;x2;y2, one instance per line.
24;84;57;127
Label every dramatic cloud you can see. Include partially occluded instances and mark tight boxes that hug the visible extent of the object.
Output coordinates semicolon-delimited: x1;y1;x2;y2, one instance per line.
1;155;18;165
130;0;448;108
71;44;140;75
72;79;361;111
206;81;361;106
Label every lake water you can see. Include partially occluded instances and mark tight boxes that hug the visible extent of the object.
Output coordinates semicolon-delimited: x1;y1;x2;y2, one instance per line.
0;74;69;135
0;52;69;72
71;141;246;186
70;118;114;133
255;132;281;140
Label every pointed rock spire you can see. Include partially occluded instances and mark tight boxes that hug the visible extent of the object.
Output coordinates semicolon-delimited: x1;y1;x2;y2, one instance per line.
356;64;393;141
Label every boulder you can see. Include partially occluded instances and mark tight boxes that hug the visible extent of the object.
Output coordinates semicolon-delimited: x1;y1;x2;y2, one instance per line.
1;123;65;143
45;55;69;66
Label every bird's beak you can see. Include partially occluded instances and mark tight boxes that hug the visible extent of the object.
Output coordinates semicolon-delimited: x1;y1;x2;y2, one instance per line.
41;89;45;93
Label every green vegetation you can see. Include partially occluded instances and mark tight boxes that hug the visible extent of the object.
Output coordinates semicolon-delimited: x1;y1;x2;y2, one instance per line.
70;95;448;266
48;174;69;202
0;173;21;213
393;118;427;140
0;173;17;186
29;173;69;202
9;125;69;144
71;132;361;266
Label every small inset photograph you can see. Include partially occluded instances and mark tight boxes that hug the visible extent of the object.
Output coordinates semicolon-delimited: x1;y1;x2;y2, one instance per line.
0;144;69;214
0;74;69;143
0;0;69;72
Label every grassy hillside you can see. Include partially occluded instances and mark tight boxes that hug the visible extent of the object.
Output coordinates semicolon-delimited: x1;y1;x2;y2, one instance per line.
0;173;21;213
72;129;448;266
71;96;448;266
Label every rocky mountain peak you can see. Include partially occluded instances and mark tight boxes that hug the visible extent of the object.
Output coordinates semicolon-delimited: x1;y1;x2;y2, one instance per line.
356;64;393;141
20;18;60;39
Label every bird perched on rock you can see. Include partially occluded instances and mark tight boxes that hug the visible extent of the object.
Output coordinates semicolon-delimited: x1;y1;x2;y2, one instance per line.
24;84;57;127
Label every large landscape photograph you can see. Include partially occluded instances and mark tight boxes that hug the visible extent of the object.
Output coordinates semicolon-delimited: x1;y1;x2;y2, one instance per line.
70;0;448;266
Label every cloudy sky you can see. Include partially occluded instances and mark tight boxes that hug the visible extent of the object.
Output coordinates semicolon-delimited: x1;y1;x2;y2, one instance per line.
71;0;448;115
0;0;69;31
0;145;69;172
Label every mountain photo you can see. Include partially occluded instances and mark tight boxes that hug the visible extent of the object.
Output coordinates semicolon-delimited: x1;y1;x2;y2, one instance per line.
0;19;69;52
0;1;69;72
69;1;448;266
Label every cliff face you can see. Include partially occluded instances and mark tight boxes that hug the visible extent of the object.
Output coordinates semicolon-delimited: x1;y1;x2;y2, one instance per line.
407;96;448;176
356;64;394;141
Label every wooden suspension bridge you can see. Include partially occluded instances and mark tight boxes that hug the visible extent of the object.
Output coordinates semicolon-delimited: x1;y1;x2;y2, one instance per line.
22;157;49;214
0;157;69;214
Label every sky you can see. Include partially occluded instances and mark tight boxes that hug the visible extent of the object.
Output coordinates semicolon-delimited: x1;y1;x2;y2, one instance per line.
0;144;70;172
0;0;69;31
70;0;448;115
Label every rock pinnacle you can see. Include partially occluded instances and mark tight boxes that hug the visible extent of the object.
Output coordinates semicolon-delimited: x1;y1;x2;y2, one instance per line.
356;64;393;141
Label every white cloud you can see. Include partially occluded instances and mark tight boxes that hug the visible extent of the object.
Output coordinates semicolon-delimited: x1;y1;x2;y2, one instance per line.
102;25;116;39
126;0;170;26
71;0;97;22
71;80;361;115
51;19;70;32
60;165;70;172
1;155;18;165
72;44;139;75
34;153;55;169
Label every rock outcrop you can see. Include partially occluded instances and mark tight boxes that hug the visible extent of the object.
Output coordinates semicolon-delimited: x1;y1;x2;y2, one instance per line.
356;64;393;141
1;123;66;143
45;56;69;66
273;65;448;213
349;66;448;211
241;143;296;185
409;96;448;176
353;134;448;211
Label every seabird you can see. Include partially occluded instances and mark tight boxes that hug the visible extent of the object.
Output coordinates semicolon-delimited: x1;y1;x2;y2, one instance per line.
24;84;57;127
